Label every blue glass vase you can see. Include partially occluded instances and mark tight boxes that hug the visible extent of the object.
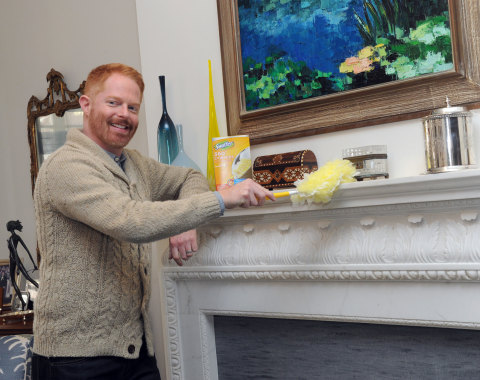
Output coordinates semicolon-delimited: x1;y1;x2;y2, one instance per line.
171;124;202;172
157;75;179;164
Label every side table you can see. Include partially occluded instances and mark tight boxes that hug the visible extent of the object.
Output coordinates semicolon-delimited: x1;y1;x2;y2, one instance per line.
0;310;33;335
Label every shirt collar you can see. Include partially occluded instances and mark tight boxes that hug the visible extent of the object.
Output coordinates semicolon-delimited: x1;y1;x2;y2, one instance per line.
104;150;127;171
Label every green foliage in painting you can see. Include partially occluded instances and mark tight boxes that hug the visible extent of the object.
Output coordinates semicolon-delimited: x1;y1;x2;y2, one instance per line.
383;15;452;79
354;0;451;44
351;0;452;79
243;56;346;110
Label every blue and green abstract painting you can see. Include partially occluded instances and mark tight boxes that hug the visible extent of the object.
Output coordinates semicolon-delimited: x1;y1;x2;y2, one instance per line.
239;0;452;111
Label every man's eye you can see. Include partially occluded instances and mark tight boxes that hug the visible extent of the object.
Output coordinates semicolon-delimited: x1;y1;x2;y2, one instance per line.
108;100;118;106
128;106;138;113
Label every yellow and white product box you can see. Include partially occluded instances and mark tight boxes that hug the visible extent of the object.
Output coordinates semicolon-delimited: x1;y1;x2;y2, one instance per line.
212;135;252;190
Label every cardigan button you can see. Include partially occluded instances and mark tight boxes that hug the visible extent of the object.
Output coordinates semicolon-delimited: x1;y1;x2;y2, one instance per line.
144;268;148;275
128;345;135;354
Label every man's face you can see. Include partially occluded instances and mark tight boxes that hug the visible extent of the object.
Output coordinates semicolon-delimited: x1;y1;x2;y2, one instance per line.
80;73;141;156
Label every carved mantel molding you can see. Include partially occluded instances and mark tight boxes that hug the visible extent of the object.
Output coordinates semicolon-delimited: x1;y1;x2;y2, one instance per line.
163;169;480;274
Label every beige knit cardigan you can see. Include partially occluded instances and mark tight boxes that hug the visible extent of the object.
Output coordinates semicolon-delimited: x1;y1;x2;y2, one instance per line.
33;128;221;358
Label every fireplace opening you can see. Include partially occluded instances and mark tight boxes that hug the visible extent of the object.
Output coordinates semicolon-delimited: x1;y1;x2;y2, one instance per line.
214;316;480;380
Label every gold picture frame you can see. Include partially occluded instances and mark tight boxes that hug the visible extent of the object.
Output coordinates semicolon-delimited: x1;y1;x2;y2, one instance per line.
217;0;480;144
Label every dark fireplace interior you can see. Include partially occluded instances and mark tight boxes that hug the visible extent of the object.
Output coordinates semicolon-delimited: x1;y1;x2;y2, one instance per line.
214;316;480;380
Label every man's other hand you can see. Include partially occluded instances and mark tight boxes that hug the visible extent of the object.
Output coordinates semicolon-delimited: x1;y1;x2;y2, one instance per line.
169;229;198;266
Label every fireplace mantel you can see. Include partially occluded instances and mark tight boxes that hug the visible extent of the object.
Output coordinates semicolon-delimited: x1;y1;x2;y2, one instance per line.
214;167;480;220
159;170;480;380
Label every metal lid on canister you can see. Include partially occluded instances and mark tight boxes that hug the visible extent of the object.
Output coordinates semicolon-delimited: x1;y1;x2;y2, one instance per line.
427;96;469;117
431;105;468;115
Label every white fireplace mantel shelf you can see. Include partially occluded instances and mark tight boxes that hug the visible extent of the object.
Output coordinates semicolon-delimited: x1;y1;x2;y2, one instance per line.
221;168;480;221
159;170;480;380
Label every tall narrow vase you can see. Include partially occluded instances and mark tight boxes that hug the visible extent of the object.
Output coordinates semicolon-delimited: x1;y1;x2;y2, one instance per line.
157;75;179;164
171;124;202;172
207;60;220;190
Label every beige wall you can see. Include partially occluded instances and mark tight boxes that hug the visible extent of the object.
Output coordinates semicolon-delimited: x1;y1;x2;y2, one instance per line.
0;1;148;261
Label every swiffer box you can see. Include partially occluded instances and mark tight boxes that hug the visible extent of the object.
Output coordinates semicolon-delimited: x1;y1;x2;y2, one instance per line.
212;135;252;190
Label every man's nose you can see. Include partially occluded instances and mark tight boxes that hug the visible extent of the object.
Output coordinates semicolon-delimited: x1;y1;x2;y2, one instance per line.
118;103;129;117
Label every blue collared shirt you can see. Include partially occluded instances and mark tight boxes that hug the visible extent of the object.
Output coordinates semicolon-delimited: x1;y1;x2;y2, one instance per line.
104;150;127;171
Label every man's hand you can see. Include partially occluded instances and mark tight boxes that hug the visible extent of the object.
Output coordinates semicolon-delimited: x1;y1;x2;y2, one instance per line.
218;178;275;209
169;229;198;266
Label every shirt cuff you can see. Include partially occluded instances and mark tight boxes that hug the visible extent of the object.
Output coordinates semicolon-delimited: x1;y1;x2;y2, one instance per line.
214;191;225;216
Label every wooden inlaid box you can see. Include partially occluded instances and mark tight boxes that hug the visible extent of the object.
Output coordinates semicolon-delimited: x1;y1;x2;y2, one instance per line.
253;150;318;190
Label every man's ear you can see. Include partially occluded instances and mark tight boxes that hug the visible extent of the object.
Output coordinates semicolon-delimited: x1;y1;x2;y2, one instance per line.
79;94;90;115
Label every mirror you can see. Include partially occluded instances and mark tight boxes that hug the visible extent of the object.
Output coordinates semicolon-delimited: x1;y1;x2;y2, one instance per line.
27;69;85;194
35;109;84;167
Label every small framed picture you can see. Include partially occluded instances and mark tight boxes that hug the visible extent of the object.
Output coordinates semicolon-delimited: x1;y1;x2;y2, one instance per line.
0;260;12;306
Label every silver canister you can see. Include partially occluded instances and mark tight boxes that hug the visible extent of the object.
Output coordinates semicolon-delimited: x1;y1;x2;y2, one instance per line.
423;99;475;173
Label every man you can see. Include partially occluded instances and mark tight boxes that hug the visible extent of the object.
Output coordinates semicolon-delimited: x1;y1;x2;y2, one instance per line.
32;63;274;380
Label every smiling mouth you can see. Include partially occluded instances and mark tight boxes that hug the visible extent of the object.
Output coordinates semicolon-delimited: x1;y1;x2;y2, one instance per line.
111;122;130;131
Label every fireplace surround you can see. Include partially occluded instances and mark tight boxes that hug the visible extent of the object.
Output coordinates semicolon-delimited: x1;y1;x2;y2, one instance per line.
158;169;480;379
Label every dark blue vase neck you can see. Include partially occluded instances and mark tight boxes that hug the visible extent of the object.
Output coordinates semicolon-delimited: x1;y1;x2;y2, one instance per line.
159;75;168;113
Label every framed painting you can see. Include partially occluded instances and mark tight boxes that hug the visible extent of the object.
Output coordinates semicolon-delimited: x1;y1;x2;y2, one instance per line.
217;0;480;144
0;260;12;307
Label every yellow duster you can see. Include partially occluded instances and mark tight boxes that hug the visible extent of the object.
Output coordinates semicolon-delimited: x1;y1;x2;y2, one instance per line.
274;159;357;204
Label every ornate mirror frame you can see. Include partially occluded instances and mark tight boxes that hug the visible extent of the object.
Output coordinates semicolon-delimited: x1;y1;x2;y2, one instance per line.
27;69;85;194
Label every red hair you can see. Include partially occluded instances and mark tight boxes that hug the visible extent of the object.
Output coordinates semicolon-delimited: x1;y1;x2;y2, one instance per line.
84;63;145;100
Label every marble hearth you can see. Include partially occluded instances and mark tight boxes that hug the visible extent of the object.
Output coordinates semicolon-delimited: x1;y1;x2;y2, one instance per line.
158;169;480;380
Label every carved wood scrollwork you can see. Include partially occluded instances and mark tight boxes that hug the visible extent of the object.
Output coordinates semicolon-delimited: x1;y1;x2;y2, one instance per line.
27;69;85;194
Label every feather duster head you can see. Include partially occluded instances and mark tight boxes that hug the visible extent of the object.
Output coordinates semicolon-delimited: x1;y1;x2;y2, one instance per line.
291;159;356;204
